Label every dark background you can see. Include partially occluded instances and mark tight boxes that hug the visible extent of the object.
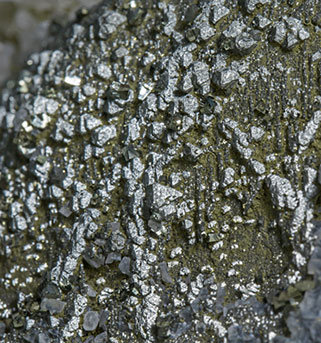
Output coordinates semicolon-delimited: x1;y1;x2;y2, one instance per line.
0;0;101;86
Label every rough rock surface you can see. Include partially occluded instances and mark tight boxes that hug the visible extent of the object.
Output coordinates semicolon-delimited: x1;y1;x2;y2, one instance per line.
0;0;321;342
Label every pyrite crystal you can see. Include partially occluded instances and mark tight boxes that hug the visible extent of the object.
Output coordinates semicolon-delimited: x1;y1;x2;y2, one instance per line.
0;0;321;342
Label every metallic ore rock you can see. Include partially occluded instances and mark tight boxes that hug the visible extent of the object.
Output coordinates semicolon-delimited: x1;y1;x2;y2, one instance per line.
0;0;321;342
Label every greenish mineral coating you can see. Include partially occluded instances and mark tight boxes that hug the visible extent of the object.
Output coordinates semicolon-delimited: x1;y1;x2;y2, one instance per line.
0;0;321;342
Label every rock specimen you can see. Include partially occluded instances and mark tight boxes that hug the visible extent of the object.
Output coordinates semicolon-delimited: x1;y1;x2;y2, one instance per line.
0;0;321;342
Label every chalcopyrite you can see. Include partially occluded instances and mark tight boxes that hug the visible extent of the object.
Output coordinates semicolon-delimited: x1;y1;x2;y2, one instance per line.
1;0;321;342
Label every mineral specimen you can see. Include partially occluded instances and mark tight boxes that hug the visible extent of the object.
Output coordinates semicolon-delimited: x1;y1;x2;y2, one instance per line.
0;0;321;342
